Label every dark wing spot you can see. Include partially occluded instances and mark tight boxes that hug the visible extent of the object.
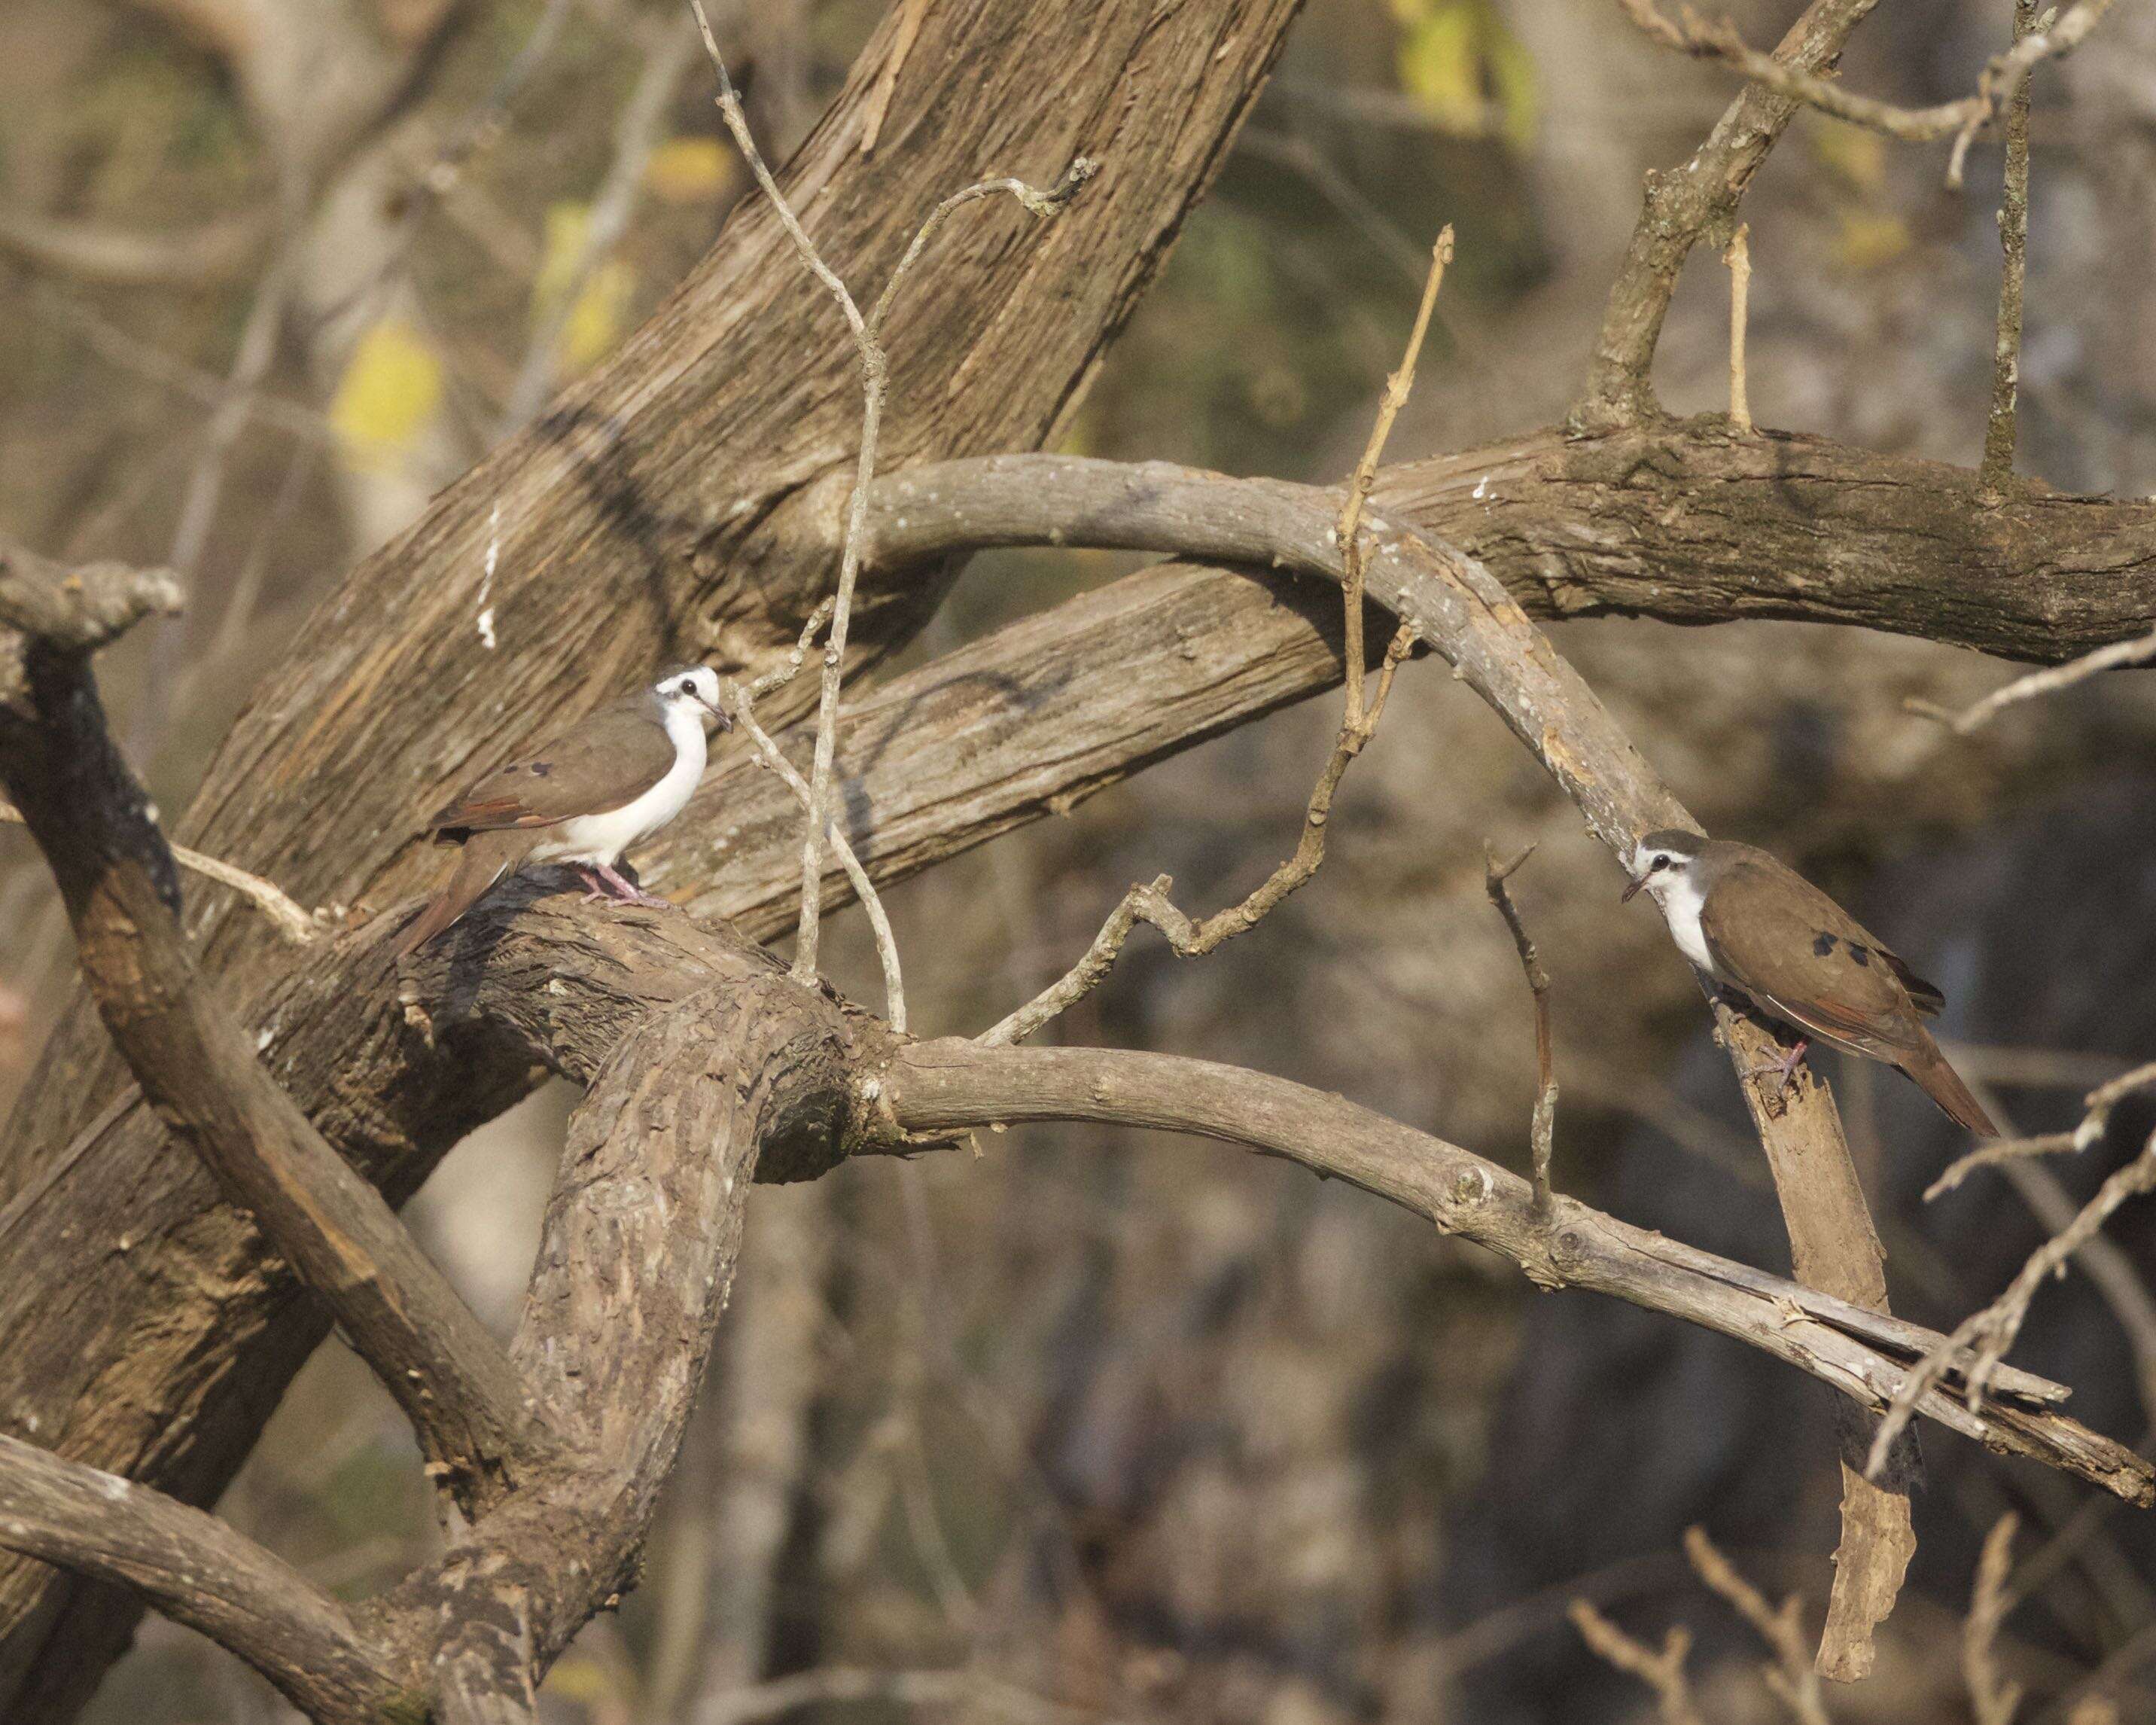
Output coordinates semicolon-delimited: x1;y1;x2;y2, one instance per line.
1813;933;1838;957
1848;943;1870;966
530;762;553;777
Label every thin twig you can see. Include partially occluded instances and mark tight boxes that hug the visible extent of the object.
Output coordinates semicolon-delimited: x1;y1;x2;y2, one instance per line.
1869;1068;2156;1479
1684;1528;1831;1725
687;0;1091;987
1724;222;1753;434
1966;1513;2025;1725
0;803;321;945
1926;1132;2079;1202
1979;0;2040;502
1615;0;2111;188
722;626;907;1033
1341;227;1451;728
976;623;1417;1047
1907;627;2156;734
979;236;1454;1046
1570;1601;1705;1725
1485;844;1558;1215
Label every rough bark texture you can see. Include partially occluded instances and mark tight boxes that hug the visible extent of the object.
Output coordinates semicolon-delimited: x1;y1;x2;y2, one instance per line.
0;0;1305;1707
360;973;860;1705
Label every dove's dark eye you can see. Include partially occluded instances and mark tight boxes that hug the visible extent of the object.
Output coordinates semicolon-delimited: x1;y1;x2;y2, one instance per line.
1649;855;1670;873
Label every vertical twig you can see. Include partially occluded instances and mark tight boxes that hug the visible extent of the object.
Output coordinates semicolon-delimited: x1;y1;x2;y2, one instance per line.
1978;0;2040;504
686;0;1089;986
1485;843;1558;1215
1966;1513;2024;1725
1724;222;1754;435
1339;227;1451;728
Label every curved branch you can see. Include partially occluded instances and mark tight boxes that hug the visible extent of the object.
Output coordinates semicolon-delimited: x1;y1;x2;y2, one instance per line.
872;1040;2151;1503
0;1434;400;1721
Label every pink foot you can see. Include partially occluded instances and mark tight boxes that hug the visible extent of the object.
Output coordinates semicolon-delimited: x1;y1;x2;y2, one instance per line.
593;860;668;908
1743;1038;1810;1102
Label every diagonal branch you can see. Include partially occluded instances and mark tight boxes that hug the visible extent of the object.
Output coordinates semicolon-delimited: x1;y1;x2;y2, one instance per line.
0;1432;400;1721
869;1038;2148;1502
0;553;538;1513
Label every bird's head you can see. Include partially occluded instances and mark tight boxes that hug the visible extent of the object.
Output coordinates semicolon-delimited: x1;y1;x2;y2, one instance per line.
1622;828;1707;904
656;665;732;731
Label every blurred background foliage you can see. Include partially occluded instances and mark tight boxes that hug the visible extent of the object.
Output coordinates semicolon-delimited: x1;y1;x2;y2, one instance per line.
7;0;2156;1720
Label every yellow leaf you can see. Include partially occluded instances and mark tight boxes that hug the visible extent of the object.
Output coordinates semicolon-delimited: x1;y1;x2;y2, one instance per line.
1835;210;1911;270
1809;117;1887;193
1396;0;1538;147
1399;5;1485;136
533;202;595;318
644;135;735;203
329;318;440;468
532;203;638;372
563;258;637;370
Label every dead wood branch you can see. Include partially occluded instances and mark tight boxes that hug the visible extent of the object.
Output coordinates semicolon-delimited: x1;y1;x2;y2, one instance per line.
1576;0;1880;429
1486;845;1558;1215
1615;0;2112;186
872;1038;2146;1501
1980;0;2041;501
1909;628;2156;734
0;1432;400;1721
0;559;537;1513
1570;1602;1703;1725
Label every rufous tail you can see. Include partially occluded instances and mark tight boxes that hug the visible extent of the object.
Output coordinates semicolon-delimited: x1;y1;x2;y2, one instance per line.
1899;1036;1999;1137
388;831;531;963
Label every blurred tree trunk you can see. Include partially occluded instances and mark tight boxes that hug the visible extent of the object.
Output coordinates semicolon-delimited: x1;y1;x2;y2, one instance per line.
0;2;1305;1714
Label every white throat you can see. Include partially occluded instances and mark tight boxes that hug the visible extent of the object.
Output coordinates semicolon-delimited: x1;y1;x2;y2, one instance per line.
1652;871;1715;974
534;702;707;867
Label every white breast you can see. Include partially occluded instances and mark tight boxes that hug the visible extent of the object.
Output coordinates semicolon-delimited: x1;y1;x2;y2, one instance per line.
531;704;706;867
1655;872;1718;975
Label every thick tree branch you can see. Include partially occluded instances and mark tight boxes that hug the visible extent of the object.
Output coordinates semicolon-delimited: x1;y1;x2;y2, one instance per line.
0;1433;400;1722
0;569;538;1514
362;968;866;1708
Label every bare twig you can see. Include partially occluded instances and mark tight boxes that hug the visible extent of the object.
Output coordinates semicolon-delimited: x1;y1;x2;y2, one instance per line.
686;0;1092;986
1570;1601;1704;1725
1908;627;2156;734
1685;1528;1831;1725
976;622;1416;1046
1927;1132;2080;1201
1341;227;1451;727
1615;0;2112;187
0;803;321;945
1485;844;1558;1215
1724;223;1753;434
1966;1513;2025;1725
981;236;1453;1046
1980;0;2041;501
723;633;907;1032
1870;1068;2156;1478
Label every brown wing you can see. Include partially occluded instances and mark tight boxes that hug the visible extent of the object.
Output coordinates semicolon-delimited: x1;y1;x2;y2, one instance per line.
425;698;675;837
1698;851;1932;1062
